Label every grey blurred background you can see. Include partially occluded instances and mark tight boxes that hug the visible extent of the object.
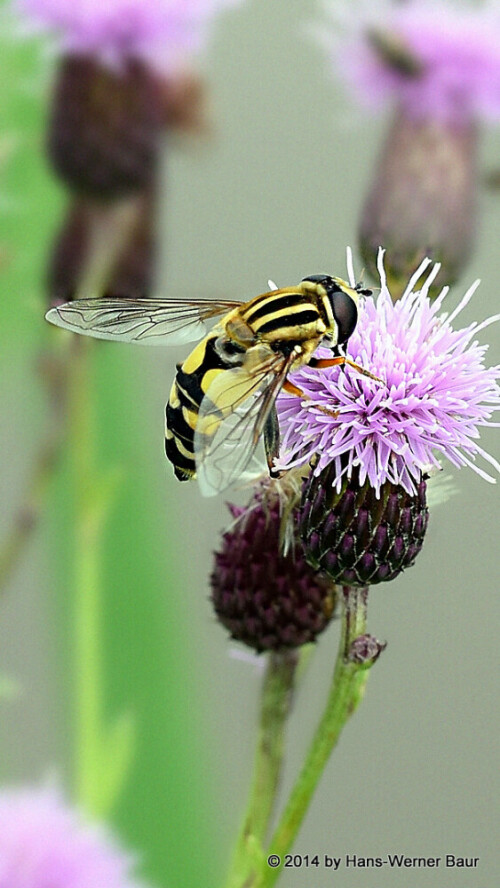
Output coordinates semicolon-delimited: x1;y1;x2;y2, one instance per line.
1;0;499;885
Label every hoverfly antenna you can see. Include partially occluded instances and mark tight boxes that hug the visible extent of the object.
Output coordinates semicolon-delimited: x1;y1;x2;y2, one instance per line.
354;271;375;298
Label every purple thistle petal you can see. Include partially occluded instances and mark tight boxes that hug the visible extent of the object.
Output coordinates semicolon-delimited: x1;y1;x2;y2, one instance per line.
275;252;500;497
16;0;243;70
0;783;151;887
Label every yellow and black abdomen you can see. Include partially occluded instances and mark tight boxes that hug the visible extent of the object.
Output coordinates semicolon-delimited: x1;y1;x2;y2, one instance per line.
165;334;227;480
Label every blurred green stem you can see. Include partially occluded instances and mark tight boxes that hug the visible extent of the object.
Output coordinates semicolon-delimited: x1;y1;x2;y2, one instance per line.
0;197;139;597
69;337;106;813
254;586;378;888
224;650;299;888
67;198;140;814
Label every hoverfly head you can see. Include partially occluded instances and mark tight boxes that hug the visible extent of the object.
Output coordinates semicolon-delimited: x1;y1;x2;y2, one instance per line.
301;275;366;345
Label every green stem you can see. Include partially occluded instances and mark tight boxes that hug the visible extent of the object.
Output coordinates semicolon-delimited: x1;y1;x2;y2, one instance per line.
64;197;141;815
0;196;139;598
224;649;299;888
256;586;374;888
68;337;106;814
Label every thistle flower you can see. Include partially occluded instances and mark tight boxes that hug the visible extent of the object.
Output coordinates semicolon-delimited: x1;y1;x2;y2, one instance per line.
320;0;500;295
210;481;336;652
17;0;241;197
0;783;151;888
275;252;500;584
329;0;500;124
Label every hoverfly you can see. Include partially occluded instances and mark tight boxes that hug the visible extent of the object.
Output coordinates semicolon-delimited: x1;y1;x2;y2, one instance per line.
45;275;382;496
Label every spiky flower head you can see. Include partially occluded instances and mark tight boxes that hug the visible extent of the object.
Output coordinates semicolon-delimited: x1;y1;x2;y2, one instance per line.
0;783;150;888
210;481;336;652
319;1;500;296
276;252;500;497
17;0;242;72
275;252;499;582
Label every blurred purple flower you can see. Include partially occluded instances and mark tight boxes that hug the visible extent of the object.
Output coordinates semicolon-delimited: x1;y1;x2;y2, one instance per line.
17;0;242;70
323;0;500;124
275;251;500;497
0;784;149;887
317;2;500;296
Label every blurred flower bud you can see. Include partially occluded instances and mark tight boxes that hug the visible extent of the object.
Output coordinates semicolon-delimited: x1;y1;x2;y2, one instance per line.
211;486;336;652
19;0;242;196
47;55;163;199
319;1;500;298
348;633;387;665
359;110;477;299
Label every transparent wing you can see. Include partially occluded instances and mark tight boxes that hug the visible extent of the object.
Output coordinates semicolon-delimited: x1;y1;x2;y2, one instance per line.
45;297;241;345
194;346;295;496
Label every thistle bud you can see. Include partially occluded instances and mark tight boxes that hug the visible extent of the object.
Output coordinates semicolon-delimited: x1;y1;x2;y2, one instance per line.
359;110;477;299
299;465;428;587
47;55;163;198
318;3;500;299
210;487;336;652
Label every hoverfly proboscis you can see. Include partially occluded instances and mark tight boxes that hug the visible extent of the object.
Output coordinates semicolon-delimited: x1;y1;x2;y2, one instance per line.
45;275;383;496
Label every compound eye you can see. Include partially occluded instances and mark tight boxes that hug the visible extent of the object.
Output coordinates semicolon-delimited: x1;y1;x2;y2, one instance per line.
331;291;358;344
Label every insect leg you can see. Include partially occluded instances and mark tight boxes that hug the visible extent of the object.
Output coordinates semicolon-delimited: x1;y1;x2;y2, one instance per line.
309;355;384;385
282;379;305;398
264;405;282;478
